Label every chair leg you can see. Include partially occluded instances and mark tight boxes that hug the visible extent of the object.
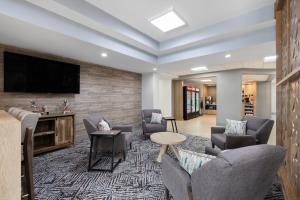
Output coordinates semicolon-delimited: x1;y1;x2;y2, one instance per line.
123;150;126;161
24;128;34;200
165;187;170;200
129;143;132;150
143;134;148;140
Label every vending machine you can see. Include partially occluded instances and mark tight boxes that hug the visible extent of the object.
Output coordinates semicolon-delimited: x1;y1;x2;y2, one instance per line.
183;86;200;120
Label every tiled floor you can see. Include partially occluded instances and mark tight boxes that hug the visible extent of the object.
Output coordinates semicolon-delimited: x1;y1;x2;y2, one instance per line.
169;114;276;145
167;115;216;138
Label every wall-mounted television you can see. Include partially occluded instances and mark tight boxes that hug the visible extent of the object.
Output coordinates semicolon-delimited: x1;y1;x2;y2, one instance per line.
4;52;80;93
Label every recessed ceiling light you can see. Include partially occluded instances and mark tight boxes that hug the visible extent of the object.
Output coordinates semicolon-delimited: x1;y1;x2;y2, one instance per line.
201;79;212;82
225;54;231;58
101;52;108;57
191;66;208;71
153;67;158;71
150;10;185;32
264;55;277;62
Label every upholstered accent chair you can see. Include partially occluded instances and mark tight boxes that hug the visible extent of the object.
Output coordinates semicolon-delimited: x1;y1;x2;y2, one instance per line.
162;144;286;200
211;116;274;150
8;107;40;200
83;113;133;160
141;109;167;138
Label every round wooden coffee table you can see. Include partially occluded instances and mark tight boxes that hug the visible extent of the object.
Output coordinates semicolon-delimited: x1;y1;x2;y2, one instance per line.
150;132;186;162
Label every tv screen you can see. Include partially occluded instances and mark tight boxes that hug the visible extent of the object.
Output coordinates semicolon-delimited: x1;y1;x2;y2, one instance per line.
4;52;80;93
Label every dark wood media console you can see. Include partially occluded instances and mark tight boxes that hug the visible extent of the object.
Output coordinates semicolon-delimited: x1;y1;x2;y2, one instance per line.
33;113;75;154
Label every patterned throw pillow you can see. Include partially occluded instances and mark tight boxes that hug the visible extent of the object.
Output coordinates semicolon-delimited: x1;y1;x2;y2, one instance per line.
97;120;111;131
178;148;216;175
150;113;162;124
224;119;247;135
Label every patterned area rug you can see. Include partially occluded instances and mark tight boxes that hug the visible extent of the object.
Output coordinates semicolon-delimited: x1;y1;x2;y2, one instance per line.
33;132;284;199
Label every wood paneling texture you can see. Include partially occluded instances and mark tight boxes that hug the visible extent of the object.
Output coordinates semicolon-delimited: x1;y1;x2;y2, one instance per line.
0;110;21;200
0;44;142;138
173;80;184;120
275;0;300;199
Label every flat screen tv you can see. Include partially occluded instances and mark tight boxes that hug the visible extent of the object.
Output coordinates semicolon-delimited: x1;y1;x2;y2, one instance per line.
4;52;80;93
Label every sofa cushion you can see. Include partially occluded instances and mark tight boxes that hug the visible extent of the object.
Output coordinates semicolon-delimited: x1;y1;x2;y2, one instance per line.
246;129;257;137
142;109;162;123
150;112;162;124
211;134;227;149
178;148;215;175
145;123;165;133
224;119;247;135
97;120;111;131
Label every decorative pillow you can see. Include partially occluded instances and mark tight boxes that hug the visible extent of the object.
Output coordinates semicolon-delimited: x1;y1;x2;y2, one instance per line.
224;119;247;135
150;113;162;124
97;120;111;131
178;148;216;175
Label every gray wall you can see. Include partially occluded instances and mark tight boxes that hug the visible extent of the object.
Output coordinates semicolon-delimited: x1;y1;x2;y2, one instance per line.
256;81;272;118
216;70;242;125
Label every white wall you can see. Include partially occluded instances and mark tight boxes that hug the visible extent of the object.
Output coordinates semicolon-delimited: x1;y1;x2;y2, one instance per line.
159;79;172;116
256;81;272;118
216;70;243;125
142;73;158;109
142;72;173;115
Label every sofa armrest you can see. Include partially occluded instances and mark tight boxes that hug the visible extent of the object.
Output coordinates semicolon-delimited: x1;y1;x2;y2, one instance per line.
205;146;221;156
162;155;192;200
112;125;132;132
211;126;225;134
226;135;256;149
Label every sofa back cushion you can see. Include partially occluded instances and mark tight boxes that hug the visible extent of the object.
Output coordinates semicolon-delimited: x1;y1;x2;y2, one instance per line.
87;113;111;127
245;116;268;132
191;144;286;200
142;109;162;123
8;107;40;142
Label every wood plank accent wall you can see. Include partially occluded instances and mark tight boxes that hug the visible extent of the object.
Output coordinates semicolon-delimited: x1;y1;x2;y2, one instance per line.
0;44;142;138
172;80;184;120
275;0;300;199
0;110;21;200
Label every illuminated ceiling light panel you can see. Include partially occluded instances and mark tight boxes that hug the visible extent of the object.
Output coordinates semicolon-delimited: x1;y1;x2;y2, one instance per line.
201;79;212;82
150;11;185;32
191;66;208;71
264;55;277;62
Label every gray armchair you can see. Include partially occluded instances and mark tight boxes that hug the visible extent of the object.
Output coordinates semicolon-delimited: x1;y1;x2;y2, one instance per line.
83;113;133;160
162;144;286;200
211;116;274;150
141;109;167;138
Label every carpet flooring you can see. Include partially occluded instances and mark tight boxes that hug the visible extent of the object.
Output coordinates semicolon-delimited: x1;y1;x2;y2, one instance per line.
33;132;284;200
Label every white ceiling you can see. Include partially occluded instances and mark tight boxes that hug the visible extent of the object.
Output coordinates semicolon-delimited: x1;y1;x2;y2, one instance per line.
87;0;274;41
188;77;217;85
0;0;276;76
159;42;276;76
0;14;154;73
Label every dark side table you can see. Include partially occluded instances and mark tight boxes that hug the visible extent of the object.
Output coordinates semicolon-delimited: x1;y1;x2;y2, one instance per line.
164;117;178;133
88;130;121;172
